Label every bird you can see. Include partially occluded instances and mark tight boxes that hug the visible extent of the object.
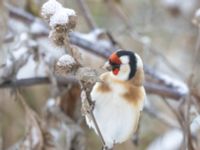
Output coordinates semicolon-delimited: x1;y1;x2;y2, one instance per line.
85;50;146;149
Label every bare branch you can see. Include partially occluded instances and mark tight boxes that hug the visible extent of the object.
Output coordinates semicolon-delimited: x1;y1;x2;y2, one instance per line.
144;82;184;100
76;0;97;30
0;76;79;88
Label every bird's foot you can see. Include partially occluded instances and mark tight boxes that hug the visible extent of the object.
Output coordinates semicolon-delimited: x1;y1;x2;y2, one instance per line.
81;90;95;115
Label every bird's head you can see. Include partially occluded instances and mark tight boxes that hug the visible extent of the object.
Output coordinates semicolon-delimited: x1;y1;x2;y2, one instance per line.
103;50;143;81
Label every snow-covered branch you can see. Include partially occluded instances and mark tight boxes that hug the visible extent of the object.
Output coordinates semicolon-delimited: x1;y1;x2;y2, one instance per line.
4;2;189;100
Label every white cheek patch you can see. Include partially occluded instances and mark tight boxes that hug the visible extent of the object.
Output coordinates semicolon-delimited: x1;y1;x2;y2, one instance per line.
135;53;143;68
111;64;130;81
120;56;129;64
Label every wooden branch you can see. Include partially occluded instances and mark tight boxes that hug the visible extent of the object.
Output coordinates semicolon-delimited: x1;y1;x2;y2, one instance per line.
69;32;114;58
0;76;79;88
0;75;184;101
144;82;184;100
7;3;35;24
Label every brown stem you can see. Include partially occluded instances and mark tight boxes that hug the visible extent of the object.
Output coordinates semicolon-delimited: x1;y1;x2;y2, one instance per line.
0;76;79;88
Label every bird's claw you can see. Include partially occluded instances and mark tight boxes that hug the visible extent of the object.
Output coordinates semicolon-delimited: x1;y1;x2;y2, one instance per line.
81;92;95;116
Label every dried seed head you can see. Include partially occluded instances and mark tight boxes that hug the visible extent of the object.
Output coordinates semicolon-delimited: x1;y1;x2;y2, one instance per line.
49;8;76;28
41;0;62;21
55;54;77;75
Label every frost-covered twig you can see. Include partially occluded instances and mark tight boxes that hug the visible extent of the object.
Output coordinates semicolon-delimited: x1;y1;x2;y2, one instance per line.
145;66;189;98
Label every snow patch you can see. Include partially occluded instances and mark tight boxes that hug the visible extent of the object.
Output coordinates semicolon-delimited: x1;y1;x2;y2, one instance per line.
30;19;49;35
75;29;112;48
41;0;76;27
158;73;189;95
57;54;76;67
16;55;47;79
12;47;28;60
49;8;76;27
195;9;200;18
41;0;62;17
191;115;200;134
46;98;56;108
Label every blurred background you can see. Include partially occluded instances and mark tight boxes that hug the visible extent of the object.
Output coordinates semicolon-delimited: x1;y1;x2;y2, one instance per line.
0;0;200;150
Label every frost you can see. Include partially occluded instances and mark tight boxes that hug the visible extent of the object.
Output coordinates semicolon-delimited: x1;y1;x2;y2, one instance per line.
41;0;76;28
31;127;41;147
57;54;76;67
30;19;49;35
194;8;200;25
49;8;76;28
38;39;65;63
12;47;28;60
46;98;56;108
41;0;62;18
16;55;47;79
75;29;112;48
159;73;189;95
190;115;200;133
77;29;104;43
195;8;200;18
19;33;29;42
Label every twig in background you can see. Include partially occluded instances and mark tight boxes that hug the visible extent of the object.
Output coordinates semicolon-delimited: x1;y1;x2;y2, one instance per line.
162;97;184;127
144;101;179;128
76;0;97;30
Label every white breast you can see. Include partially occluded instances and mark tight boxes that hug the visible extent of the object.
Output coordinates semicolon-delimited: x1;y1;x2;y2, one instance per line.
86;82;140;148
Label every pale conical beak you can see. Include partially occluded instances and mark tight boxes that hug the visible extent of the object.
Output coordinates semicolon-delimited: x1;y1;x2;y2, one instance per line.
102;61;112;71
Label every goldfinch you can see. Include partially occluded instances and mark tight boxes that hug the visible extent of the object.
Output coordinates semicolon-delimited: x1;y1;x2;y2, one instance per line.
86;50;146;149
